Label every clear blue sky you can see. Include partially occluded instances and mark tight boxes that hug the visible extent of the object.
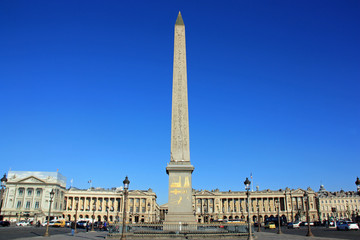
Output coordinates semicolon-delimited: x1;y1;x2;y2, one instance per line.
1;1;359;205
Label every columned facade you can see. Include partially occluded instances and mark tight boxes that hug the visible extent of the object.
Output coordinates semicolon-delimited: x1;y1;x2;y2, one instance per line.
192;188;316;223
64;188;159;223
1;171;66;223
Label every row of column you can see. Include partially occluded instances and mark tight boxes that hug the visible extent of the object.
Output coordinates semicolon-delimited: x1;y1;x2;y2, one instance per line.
65;196;154;214
195;197;286;214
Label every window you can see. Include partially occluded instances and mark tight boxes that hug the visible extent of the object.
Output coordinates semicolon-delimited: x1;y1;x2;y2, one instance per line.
17;201;22;209
25;201;31;209
36;190;41;197
27;189;32;196
18;189;24;196
129;206;133;213
136;199;139;204
136;207;139;213
142;207;145;213
35;202;40;209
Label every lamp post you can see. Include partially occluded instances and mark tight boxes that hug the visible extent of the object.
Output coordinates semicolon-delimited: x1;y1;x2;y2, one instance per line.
304;192;313;237
44;189;55;237
0;174;8;219
121;176;130;240
256;204;260;232
74;198;79;234
276;200;282;234
91;204;95;231
244;177;253;240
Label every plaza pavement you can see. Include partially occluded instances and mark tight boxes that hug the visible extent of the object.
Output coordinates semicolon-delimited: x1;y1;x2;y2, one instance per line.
13;231;348;240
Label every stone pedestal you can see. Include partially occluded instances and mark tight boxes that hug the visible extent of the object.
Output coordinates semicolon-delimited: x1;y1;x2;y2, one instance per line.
165;163;196;224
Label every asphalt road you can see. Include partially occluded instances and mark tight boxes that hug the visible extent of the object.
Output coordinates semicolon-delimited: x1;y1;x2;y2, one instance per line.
0;225;359;240
261;226;360;240
0;226;89;240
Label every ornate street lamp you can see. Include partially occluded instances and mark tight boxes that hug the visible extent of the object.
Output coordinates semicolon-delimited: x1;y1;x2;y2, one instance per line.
356;177;360;194
304;192;313;237
256;204;261;232
276;199;282;234
74;198;79;234
244;177;253;240
121;176;130;240
44;189;55;237
91;203;95;231
0;174;8;218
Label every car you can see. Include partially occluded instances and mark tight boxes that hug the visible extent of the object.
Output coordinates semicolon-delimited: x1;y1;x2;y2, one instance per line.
0;221;10;227
300;222;314;226
264;222;276;229
41;220;55;227
16;221;30;226
65;221;71;227
287;221;301;229
76;220;88;229
337;221;359;231
53;220;66;227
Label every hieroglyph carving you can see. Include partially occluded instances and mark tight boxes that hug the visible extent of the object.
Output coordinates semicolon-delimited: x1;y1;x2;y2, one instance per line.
171;21;190;162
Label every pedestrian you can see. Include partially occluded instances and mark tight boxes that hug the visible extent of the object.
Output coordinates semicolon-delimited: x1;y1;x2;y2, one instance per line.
71;221;75;236
86;221;89;232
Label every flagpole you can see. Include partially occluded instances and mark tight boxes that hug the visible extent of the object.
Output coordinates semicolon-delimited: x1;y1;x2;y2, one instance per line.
251;173;253;192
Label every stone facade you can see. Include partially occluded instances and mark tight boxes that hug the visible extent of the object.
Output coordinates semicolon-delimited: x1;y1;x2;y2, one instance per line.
64;187;159;223
316;184;360;221
192;188;317;223
1;171;66;223
1;171;159;223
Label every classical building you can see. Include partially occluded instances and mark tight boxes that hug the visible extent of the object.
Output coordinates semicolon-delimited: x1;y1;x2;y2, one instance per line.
160;187;317;224
1;171;159;223
64;187;159;223
1;171;66;223
316;184;360;221
194;187;318;223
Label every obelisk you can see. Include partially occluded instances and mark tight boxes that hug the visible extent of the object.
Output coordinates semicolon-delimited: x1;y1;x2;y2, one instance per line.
165;12;196;224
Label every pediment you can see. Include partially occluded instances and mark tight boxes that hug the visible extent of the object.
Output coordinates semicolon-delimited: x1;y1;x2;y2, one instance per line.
17;176;46;184
198;190;216;196
130;190;148;196
292;188;306;194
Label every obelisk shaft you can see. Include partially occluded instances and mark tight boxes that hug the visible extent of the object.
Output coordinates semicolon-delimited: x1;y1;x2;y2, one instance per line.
165;12;196;225
170;12;190;163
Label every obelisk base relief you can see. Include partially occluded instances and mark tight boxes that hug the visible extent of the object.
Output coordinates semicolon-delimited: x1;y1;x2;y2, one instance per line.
165;163;196;225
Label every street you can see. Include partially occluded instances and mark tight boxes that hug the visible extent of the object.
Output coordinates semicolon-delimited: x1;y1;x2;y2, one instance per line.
0;226;94;240
0;225;359;240
260;226;360;240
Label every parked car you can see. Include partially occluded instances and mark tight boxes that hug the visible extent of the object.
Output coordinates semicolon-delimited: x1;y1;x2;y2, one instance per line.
337;221;359;231
41;220;55;227
53;220;66;227
65;221;71;227
16;221;30;226
287;221;301;229
0;221;10;227
264;222;276;229
300;222;314;226
76;220;88;229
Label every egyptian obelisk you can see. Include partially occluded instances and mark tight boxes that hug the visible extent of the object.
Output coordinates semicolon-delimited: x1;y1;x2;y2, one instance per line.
165;12;196;224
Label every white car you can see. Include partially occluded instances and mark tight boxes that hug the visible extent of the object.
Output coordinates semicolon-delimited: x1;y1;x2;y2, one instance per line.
41;220;55;227
16;221;30;226
288;221;301;229
337;221;359;231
